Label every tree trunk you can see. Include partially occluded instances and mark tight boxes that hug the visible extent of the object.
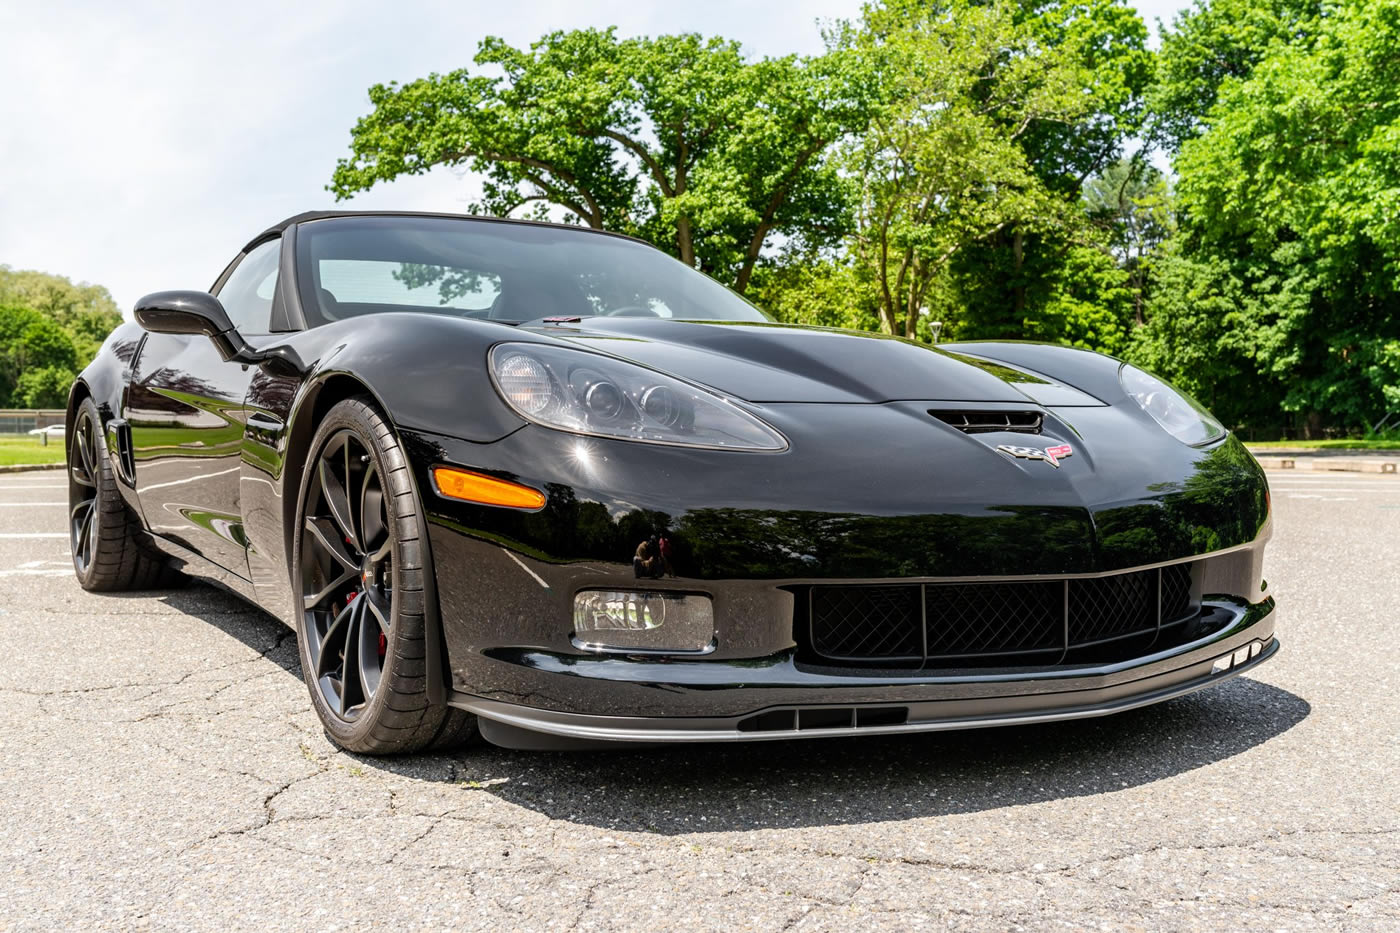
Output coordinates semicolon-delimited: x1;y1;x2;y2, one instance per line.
1013;231;1026;322
677;217;695;267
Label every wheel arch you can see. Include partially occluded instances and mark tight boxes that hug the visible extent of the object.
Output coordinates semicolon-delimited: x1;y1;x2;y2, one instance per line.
282;370;452;705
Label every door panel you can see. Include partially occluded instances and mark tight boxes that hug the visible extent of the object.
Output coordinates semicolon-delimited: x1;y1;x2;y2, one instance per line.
125;333;254;576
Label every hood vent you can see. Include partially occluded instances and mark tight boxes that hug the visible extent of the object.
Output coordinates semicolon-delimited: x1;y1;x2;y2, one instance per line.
930;409;1043;434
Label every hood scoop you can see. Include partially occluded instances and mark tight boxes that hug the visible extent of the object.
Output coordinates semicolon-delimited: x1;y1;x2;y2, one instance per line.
930;409;1043;434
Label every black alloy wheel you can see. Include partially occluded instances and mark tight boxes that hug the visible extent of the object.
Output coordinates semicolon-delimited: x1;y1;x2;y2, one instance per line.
69;407;101;576
300;428;394;721
293;397;477;754
67;397;183;592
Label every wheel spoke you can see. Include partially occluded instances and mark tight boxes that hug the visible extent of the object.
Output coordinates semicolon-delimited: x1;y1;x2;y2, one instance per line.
304;567;357;611
73;500;94;559
364;588;391;636
70;422;95;487
305;516;359;571
315;601;355;679
339;600;365;715
319;456;360;553
82;421;98;478
360;463;387;555
356;612;377;703
84;510;96;566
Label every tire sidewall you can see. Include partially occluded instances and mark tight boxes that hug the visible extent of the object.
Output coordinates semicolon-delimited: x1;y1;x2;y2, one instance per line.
292;400;413;748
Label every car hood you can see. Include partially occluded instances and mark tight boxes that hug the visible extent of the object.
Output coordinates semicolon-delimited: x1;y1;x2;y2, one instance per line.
517;318;1104;406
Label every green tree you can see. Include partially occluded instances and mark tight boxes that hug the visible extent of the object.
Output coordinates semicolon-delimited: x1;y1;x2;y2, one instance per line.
1153;0;1400;433
1149;0;1321;153
1083;157;1174;324
12;366;76;408
330;29;873;294
834;0;1095;339
0;266;123;364
0;305;45;404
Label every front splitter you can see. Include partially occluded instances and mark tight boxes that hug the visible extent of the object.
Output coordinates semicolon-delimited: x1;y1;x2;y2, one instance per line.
449;637;1280;750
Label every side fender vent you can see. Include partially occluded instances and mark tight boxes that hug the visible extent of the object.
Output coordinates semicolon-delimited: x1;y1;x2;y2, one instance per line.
930;409;1043;434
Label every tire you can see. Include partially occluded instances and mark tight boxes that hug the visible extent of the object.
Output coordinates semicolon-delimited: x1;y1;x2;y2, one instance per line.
292;397;478;755
67;397;185;592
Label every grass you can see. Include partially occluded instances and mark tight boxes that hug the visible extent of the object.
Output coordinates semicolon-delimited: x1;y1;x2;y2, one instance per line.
0;435;67;467
1245;438;1400;450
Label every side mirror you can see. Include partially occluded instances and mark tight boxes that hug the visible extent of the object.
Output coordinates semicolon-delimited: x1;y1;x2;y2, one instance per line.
133;291;253;363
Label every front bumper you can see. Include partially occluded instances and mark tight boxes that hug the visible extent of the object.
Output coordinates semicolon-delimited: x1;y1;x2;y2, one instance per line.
446;597;1277;748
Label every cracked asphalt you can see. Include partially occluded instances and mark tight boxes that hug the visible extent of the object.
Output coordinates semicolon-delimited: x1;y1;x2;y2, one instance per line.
0;467;1396;931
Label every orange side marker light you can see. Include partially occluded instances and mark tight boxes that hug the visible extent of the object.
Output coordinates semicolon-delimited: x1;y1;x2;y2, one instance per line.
432;467;546;510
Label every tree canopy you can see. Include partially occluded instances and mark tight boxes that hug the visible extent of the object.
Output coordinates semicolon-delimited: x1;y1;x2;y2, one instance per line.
0;267;122;408
330;0;1400;437
330;29;874;294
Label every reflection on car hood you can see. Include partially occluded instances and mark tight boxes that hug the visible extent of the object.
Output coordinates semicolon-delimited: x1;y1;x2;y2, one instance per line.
518;318;1104;405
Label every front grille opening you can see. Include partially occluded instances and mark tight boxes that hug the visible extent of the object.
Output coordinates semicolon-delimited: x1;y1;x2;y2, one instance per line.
799;563;1201;669
809;585;922;662
799;708;855;730
737;710;796;732
736;706;912;733
856;706;909;727
930;409;1044;434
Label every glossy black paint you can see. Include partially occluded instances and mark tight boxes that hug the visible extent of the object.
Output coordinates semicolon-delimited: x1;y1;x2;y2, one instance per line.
134;290;259;364
68;211;1276;740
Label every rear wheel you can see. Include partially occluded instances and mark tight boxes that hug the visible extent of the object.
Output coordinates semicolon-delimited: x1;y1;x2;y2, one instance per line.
293;397;477;755
68;397;183;591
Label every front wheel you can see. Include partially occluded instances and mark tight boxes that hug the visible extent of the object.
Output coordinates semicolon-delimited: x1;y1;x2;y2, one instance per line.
67;397;183;591
292;397;477;754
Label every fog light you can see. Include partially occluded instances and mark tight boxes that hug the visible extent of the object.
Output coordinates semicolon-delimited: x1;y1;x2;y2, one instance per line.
572;591;713;652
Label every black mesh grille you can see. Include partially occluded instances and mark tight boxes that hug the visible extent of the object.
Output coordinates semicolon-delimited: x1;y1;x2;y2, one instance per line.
1068;571;1157;644
802;564;1196;667
809;585;923;661
1161;562;1193;624
924;581;1063;657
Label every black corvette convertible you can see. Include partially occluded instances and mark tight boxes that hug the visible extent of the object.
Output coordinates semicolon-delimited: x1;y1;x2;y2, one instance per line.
66;211;1277;753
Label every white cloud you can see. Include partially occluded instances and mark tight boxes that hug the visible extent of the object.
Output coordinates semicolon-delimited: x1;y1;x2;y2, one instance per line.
0;0;1185;310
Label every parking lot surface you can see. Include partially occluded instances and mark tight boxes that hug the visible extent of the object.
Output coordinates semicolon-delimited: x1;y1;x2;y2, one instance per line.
0;468;1396;931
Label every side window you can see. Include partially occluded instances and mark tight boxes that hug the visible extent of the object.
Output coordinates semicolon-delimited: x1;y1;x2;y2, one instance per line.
215;238;280;334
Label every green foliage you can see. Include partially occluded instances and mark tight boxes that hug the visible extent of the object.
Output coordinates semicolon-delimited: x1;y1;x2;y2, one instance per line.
0;268;118;408
1149;0;1321;153
747;258;881;333
1082;157;1174;324
330;29;874;293
13;366;76;408
834;0;1100;338
0;265;123;365
1143;0;1400;432
324;1;1400;435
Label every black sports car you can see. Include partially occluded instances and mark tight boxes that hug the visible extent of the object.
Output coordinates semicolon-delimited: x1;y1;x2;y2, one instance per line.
66;211;1277;753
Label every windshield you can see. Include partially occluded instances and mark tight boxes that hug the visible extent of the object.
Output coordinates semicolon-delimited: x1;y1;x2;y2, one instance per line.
294;215;771;327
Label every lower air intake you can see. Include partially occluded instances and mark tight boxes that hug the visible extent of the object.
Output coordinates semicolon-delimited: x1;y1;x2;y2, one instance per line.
803;563;1196;668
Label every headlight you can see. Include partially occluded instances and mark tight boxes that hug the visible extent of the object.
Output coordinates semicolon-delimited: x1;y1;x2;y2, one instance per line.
1119;363;1226;446
488;343;787;451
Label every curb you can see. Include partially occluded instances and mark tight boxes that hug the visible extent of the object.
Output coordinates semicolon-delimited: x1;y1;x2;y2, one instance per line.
1251;455;1398;474
0;463;64;475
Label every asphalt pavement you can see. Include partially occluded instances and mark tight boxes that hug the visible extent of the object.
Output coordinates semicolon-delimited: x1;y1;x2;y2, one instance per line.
0;468;1396;931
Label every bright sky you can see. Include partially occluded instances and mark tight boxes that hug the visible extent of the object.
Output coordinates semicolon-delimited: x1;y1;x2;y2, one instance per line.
0;0;1191;312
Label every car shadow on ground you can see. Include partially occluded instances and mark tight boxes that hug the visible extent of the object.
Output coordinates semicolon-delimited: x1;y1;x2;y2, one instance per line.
167;583;1311;834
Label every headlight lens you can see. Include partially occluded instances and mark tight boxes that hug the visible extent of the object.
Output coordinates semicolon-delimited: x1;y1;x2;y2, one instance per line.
488;343;787;450
1119;363;1226;446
